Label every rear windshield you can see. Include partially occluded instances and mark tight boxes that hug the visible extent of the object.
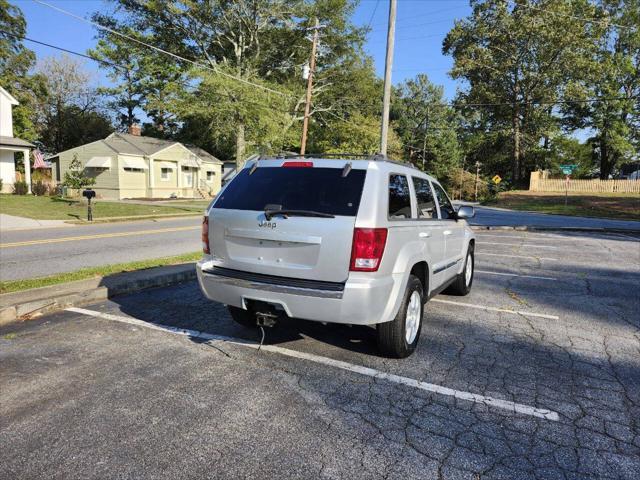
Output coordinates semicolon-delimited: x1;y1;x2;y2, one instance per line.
214;166;367;216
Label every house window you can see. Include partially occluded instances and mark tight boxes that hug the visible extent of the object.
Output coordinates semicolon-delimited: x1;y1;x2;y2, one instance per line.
161;168;172;181
124;167;144;172
207;171;215;181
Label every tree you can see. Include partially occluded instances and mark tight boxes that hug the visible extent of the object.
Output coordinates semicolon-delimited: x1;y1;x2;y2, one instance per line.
63;154;95;190
92;0;375;163
36;55;112;153
0;0;46;142
562;0;639;179
443;0;603;185
393;74;462;178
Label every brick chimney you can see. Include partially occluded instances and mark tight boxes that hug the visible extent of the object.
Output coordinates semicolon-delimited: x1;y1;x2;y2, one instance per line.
128;123;141;136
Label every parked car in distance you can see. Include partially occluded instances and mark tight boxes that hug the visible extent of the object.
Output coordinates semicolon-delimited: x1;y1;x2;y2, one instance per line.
197;156;476;358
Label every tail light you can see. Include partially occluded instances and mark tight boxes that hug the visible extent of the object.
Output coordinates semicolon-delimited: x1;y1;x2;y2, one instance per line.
202;216;210;254
350;228;388;272
282;161;313;168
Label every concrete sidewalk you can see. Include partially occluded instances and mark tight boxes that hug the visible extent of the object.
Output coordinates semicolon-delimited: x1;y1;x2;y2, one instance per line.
0;213;70;232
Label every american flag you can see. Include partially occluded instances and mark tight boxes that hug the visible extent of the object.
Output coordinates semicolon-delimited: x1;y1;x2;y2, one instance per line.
33;150;46;169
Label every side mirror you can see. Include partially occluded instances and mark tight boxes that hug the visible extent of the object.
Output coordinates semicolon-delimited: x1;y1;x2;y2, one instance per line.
456;205;475;219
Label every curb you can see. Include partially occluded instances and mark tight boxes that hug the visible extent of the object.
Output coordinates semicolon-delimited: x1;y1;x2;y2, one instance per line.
0;263;198;327
470;225;640;234
67;212;202;224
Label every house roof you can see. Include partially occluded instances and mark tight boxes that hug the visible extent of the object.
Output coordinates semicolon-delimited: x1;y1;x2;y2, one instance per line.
0;87;19;106
0;136;35;148
102;133;222;164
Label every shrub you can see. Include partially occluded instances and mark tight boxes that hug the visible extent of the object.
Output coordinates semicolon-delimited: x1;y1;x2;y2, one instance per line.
32;181;48;196
12;181;29;195
0;178;3;192
63;153;95;190
446;168;489;202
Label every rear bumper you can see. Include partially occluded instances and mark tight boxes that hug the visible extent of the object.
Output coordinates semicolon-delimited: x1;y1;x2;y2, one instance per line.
196;260;401;325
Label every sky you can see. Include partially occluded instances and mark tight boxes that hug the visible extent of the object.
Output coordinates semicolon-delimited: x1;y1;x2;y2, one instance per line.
15;0;472;100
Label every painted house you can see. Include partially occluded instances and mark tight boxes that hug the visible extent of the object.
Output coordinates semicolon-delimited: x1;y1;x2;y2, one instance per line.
0;86;35;193
49;127;223;199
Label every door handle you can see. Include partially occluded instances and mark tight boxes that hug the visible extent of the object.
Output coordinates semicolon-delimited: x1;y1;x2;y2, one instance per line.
419;232;431;238
443;230;452;236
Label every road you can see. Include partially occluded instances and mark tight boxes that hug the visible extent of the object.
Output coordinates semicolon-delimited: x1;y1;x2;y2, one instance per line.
2;229;639;479
1;206;639;282
0;217;202;281
470;205;640;231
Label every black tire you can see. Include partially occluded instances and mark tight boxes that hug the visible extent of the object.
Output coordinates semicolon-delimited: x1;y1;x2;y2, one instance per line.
447;245;474;296
228;306;258;328
376;275;424;358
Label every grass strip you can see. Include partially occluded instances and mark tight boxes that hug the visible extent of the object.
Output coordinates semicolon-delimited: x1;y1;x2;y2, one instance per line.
0;252;201;294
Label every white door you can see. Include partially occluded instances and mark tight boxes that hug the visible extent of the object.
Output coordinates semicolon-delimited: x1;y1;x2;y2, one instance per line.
184;170;193;187
432;181;465;276
411;176;448;290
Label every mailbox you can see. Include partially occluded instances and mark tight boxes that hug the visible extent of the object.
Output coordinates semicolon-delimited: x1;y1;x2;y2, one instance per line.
82;189;95;221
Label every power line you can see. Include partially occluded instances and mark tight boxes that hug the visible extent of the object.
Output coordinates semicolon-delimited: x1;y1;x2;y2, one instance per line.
365;0;381;30
32;0;294;99
0;28;123;70
369;4;468;28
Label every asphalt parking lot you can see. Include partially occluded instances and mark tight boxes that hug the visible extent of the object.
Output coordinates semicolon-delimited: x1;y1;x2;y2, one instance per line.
1;230;639;480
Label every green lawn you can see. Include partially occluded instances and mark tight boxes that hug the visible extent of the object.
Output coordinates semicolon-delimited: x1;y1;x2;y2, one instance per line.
487;191;640;220
0;194;204;220
0;251;201;294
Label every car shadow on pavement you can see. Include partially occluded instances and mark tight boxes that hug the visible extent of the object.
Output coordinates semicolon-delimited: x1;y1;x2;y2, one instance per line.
110;281;381;356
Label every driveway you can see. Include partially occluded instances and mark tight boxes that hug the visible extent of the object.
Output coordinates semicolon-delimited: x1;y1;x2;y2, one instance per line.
2;229;639;479
470;205;640;231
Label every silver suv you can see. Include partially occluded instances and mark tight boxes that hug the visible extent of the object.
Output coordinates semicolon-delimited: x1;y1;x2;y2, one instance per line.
197;156;475;358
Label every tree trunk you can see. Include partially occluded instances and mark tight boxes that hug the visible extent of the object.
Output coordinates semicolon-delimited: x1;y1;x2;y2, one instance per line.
235;123;246;170
600;135;612;180
511;108;521;184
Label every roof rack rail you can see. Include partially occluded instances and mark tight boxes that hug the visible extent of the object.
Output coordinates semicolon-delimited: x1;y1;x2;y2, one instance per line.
257;152;389;161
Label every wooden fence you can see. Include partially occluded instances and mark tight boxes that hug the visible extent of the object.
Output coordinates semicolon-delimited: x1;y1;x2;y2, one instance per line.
529;172;640;193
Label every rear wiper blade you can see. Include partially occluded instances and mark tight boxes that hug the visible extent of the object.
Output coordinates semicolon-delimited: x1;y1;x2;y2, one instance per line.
264;209;335;220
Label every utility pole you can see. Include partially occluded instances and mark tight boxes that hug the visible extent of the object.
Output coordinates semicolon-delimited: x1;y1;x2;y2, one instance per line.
474;161;481;202
379;0;397;156
459;155;466;200
300;18;320;156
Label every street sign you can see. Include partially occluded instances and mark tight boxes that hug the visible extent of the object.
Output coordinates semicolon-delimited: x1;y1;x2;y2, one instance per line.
492;175;502;184
560;164;578;175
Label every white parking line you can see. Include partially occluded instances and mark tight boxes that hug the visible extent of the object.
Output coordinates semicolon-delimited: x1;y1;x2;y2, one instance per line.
430;298;560;320
66;307;560;421
481;242;558;249
477;252;558;261
475;270;557;281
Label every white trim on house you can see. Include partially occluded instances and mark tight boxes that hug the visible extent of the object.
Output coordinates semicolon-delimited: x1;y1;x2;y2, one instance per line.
85;156;112;168
121;157;149;170
158;161;177;169
0;86;19;105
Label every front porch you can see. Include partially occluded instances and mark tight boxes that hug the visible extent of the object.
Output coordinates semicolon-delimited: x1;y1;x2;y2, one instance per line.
0;137;34;194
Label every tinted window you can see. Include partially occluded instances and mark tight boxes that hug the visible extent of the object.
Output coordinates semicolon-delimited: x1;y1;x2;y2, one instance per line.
432;182;455;219
388;174;412;219
412;177;436;219
214;167;367;216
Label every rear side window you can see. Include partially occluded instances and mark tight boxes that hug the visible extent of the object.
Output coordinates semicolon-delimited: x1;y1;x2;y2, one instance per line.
412;177;436;219
388;174;412;219
214;166;367;216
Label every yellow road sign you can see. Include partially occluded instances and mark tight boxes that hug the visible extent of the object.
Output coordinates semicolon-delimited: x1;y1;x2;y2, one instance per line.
492;175;502;184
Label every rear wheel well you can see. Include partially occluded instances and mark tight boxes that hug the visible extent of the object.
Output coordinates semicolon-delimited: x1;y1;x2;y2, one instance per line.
410;262;429;299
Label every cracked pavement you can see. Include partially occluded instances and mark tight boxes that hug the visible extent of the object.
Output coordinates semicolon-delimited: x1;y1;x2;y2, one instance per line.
1;230;639;479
